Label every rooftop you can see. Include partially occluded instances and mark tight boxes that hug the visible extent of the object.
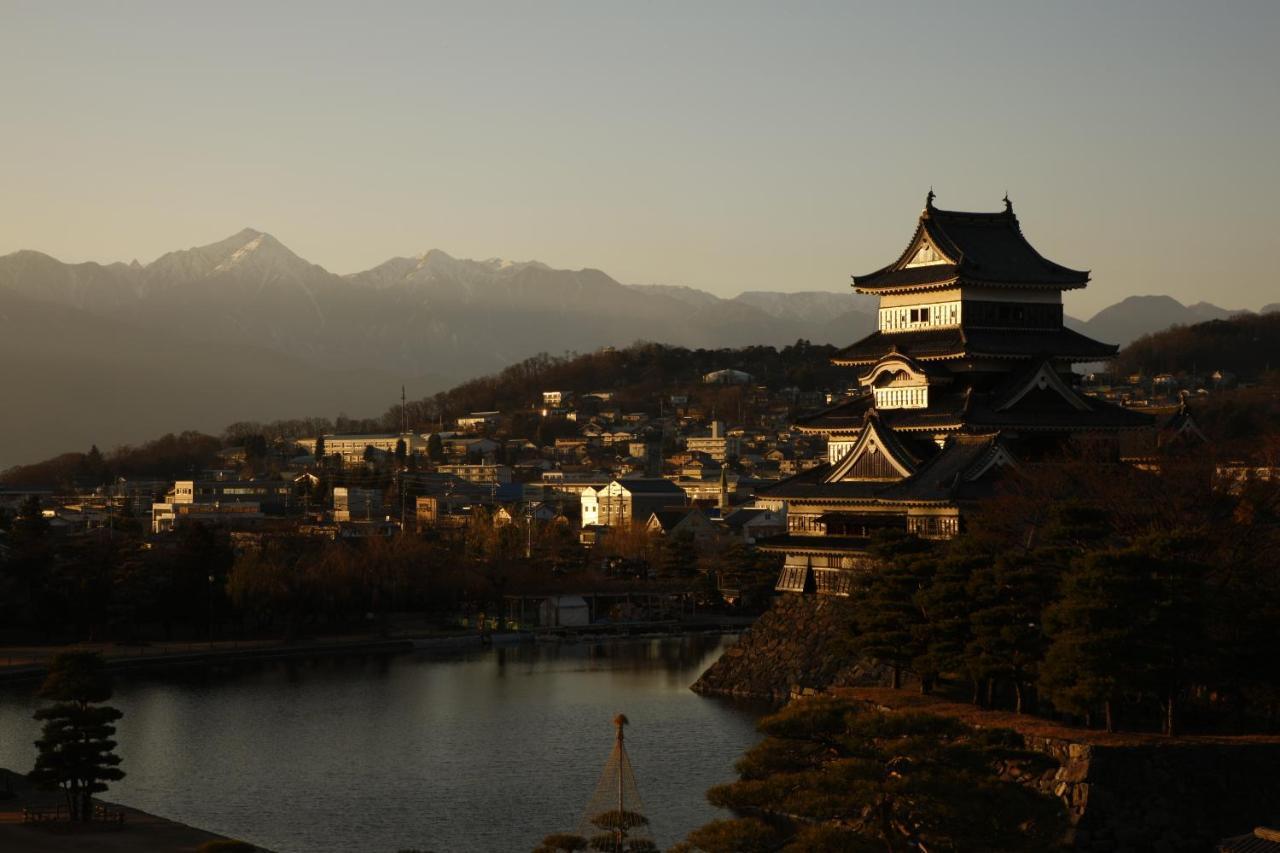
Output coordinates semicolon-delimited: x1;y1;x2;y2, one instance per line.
853;194;1090;292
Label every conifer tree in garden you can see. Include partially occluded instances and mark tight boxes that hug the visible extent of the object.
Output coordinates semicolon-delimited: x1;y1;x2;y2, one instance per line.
966;553;1057;713
1040;548;1150;732
28;652;125;821
674;697;1065;852
913;549;982;700
313;434;326;464
851;530;935;690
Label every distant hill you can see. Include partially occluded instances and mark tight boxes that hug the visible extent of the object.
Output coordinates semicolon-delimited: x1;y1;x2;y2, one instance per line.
0;230;877;468
3;227;1271;469
1069;295;1252;347
0;286;425;471
1115;311;1280;379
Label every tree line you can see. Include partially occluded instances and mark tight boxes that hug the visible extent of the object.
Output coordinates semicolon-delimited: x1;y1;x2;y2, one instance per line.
846;448;1280;736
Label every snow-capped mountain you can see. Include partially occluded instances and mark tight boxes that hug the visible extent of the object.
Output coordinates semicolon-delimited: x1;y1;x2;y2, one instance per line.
0;229;882;467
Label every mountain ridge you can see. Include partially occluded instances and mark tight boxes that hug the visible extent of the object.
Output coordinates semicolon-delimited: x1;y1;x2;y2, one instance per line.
2;227;1270;469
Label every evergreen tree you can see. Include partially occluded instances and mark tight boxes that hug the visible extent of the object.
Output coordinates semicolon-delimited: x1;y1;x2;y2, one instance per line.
0;495;53;628
28;652;125;822
965;553;1057;713
913;549;982;699
676;697;1064;852
313;434;326;464
852;531;935;689
395;438;408;466
1040;549;1150;732
656;532;698;579
427;432;444;462
1135;534;1209;736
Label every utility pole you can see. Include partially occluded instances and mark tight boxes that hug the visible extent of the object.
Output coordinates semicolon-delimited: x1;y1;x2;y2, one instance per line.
400;384;408;529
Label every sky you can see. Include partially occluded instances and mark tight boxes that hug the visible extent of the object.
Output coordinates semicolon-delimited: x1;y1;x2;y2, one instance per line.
2;1;1278;318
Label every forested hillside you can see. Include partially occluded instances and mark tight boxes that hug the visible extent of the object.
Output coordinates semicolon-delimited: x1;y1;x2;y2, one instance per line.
1;341;842;486
1115;311;1280;378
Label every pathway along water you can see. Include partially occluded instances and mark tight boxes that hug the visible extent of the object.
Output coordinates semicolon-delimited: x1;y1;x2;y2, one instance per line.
0;634;762;853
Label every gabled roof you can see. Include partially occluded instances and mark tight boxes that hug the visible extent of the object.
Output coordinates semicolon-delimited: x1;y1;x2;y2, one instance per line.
876;433;1016;503
825;414;920;482
992;359;1091;413
858;352;950;387
833;327;1118;366
612;476;686;493
1160;397;1207;445
853;194;1090;293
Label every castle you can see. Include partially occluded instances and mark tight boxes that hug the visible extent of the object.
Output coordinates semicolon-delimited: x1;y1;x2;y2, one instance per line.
756;192;1153;595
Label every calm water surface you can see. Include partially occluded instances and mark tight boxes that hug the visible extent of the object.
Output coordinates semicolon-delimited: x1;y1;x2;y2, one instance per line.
0;635;762;853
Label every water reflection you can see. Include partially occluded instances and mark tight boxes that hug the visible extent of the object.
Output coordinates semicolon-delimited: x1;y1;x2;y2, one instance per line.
0;635;761;853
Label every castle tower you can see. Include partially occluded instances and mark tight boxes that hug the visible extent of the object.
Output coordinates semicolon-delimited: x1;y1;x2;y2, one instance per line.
757;192;1153;596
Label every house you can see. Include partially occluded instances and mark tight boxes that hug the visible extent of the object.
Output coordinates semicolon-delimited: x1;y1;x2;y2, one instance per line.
436;463;513;485
456;411;500;431
580;478;687;528
333;486;384;522
151;501;264;534
442;437;501;459
645;507;719;543
722;507;786;543
542;390;573;406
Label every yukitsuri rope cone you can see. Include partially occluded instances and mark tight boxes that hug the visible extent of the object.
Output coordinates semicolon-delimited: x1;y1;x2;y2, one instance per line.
574;714;655;852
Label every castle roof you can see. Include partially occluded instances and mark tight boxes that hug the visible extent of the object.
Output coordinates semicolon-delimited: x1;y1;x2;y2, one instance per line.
795;360;1153;436
853;194;1090;293
833;326;1118;366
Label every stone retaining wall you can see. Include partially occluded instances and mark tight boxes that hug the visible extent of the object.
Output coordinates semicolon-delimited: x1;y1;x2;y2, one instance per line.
1020;738;1280;852
693;596;1280;851
691;593;889;700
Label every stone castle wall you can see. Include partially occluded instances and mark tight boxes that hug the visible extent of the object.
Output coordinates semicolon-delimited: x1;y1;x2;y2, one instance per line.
691;593;889;700
1019;738;1280;852
695;595;1280;851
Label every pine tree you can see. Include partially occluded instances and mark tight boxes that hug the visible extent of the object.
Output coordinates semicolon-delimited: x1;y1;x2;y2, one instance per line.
427;432;445;462
28;652;125;822
656;532;698;579
676;696;1064;852
313;434;326;464
965;553;1057;713
1040;549;1150;732
852;531;935;689
913;549;981;699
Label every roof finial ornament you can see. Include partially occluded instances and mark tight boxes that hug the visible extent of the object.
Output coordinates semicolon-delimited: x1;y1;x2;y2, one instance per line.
1003;192;1013;214
926;187;936;210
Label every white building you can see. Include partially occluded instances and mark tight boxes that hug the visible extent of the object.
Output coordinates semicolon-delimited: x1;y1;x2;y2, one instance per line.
703;369;753;385
685;421;741;462
296;433;426;466
580;478;687;528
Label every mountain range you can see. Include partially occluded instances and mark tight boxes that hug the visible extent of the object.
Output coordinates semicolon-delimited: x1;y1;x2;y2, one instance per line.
0;228;1271;469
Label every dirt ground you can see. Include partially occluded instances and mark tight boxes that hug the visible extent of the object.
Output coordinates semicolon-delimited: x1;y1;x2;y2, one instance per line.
0;768;264;852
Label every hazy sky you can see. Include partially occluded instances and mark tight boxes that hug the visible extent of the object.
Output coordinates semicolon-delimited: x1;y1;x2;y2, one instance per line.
2;1;1277;317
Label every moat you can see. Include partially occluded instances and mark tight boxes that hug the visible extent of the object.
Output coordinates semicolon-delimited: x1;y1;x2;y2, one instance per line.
0;635;761;853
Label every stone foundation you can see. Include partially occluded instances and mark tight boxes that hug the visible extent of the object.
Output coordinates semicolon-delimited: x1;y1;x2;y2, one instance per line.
692;596;1280;851
691;593;889;700
844;688;1280;853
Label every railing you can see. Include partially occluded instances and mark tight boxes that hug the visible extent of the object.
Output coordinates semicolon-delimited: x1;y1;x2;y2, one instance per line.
21;804;125;825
